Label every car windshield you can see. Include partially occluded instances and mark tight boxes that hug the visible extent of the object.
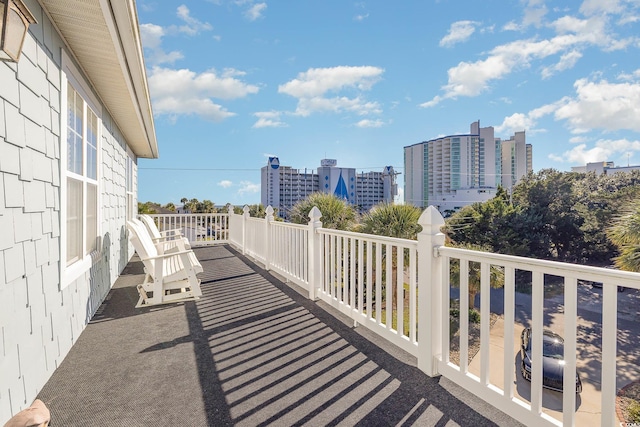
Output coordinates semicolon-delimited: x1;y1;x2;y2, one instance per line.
542;339;564;359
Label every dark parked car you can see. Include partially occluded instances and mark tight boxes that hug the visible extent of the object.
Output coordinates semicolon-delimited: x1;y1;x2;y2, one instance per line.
520;328;582;393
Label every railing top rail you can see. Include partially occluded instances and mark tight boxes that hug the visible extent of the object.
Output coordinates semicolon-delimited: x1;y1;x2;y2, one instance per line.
317;227;418;248
439;245;640;288
271;221;308;230
146;213;228;217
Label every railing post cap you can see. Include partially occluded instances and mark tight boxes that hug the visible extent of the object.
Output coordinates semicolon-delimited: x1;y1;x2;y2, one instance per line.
227;205;234;214
266;205;274;215
418;205;445;227
308;206;322;221
243;205;250;213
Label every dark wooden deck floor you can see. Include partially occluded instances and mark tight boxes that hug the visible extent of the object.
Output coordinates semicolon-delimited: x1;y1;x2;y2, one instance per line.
37;245;522;426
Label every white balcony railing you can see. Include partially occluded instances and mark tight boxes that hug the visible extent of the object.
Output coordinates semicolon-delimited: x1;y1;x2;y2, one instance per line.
146;206;640;427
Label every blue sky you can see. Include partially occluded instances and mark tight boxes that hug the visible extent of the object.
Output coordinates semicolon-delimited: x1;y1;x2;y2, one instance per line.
136;0;640;206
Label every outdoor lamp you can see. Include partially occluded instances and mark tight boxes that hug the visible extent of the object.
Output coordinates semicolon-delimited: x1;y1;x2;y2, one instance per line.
0;0;37;62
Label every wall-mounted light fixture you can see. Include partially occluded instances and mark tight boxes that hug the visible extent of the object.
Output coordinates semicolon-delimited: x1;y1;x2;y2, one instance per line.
0;0;37;62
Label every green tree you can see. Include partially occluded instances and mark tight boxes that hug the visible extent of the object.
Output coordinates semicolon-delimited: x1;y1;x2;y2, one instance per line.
199;199;216;213
138;201;158;214
164;202;176;212
359;203;423;305
445;187;530;256
608;200;640;272
289;193;357;230
449;243;505;309
359;203;422;239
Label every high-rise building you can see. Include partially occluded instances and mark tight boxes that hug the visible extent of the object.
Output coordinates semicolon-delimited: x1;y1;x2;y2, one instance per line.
261;157;398;219
404;121;532;214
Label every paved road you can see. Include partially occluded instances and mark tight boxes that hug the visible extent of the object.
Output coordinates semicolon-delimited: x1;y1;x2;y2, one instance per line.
453;284;640;425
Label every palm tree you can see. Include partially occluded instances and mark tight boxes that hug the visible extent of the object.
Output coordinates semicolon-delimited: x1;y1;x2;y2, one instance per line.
449;243;505;309
359;203;422;239
608;201;640;272
358;203;423;310
289;193;357;230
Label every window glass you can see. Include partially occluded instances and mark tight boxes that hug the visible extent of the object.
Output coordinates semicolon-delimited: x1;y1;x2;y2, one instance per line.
87;109;98;180
66;177;83;265
65;81;100;268
85;183;98;253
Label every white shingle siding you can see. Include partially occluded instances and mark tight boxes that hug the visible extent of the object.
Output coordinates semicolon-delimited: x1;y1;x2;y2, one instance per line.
3;103;25;147
0;4;138;422
0;65;19;107
4;175;24;207
0;140;21;175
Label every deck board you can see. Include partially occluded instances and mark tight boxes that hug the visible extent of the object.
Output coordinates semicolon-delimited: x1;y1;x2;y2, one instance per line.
37;245;522;427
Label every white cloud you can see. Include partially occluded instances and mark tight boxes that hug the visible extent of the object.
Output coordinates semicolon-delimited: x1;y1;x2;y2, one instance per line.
253;111;288;128
356;119;384;128
422;13;630;107
495;101;562;135
140;23;184;65
279;66;383;98
554;77;640;132
439;21;478;47
238;181;260;195
541;50;582;79
218;180;233;188
617;69;640;81
354;13;369;22
502;21;520;31
140;5;213;66
278;66;384;117
523;3;548;28
579;0;625;17
148;66;259;122
245;3;267;21
176;5;213;35
550;138;640;164
502;0;548;31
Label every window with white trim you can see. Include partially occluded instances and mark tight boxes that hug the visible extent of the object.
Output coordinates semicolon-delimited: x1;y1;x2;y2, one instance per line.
59;51;103;289
65;81;99;266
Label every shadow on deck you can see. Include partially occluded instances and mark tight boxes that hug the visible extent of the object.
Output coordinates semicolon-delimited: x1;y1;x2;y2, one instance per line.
37;245;523;426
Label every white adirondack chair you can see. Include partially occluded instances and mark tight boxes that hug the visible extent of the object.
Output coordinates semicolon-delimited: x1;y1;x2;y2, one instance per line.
130;218;194;257
139;214;189;247
127;220;203;308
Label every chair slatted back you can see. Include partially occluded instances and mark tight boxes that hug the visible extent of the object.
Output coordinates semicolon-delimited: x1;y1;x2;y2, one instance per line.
127;220;159;273
139;215;163;240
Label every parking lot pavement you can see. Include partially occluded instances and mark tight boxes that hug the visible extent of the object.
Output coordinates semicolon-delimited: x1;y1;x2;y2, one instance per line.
467;317;606;425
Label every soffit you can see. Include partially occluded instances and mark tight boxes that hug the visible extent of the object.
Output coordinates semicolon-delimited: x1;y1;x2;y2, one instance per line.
42;0;158;158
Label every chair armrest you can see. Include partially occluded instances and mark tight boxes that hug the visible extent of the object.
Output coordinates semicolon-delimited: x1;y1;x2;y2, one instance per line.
151;235;182;243
140;249;194;261
159;229;183;237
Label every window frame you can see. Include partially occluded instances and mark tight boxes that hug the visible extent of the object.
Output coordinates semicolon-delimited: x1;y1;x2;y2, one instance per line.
60;51;102;289
126;149;135;222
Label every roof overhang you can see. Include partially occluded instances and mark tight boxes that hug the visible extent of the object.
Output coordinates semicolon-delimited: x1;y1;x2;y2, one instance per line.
40;0;158;158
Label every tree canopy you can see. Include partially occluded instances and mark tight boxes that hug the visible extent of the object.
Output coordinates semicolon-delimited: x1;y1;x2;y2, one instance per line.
445;169;640;266
289;193;357;230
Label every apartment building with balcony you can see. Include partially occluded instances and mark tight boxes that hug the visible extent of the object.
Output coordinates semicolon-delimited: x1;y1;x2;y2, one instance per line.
404;121;532;213
261;157;398;218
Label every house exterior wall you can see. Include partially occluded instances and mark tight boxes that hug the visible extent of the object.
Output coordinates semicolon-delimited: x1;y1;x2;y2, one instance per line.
0;4;137;422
